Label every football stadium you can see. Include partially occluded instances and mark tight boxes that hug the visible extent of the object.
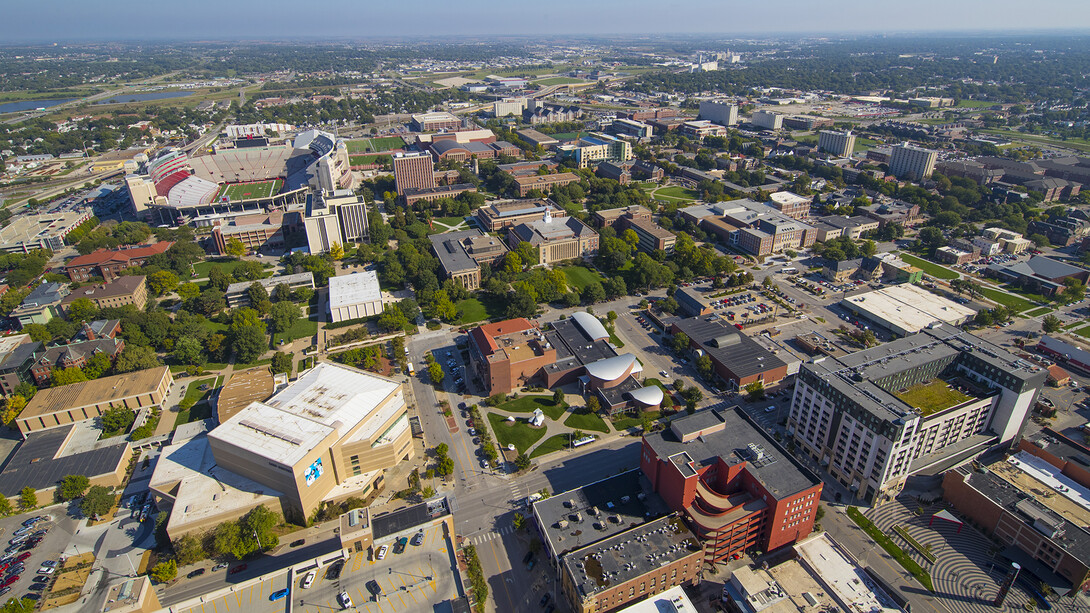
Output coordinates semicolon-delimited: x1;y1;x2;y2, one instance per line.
125;129;354;225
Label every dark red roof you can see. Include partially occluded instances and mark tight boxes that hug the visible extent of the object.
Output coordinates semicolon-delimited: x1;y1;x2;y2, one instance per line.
66;242;174;269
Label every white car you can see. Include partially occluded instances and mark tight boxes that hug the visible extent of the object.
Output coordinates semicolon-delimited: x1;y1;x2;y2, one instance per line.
377;544;389;560
659;370;669;377
37;566;55;575
301;570;316;589
338;591;354;609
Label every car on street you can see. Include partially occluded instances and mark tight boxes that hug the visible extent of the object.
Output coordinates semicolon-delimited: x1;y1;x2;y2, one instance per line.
270;588;289;601
212;563;229;571
764;406;776;413
540;593;551;607
377;544;388;560
290;539;305;547
338;591;354;609
187;568;206;578
228;564;247;574
301;570;316;588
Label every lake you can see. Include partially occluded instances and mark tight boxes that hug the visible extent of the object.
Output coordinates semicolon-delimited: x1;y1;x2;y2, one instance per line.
93;91;193;105
0;98;78;113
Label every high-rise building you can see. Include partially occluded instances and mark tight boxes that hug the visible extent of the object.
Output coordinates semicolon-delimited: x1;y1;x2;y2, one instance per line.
889;143;938;181
817;130;857;157
392;151;435;193
303;190;369;254
752;110;783;130
698;100;739;126
789;325;1047;505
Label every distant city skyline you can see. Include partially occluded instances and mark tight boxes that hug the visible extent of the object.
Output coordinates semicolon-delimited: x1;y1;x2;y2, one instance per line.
3;0;1090;42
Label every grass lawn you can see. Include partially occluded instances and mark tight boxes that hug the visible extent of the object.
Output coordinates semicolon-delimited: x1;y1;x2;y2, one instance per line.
182;377;219;406
487;412;547;454
894;379;972;416
979;287;1038;313
497;395;567;420
534;77;585;86
458;296;505;324
847;507;933;591
608;328;625;349
214;179;282;202
853;137;882;153
549;131;588;140
349;154;393;166
1074;326;1090;339
434;216;467;228
563;409;609;434
559;265;605;291
649;185;699;202
176;399;215;425
612;410;662;431
898;254;959;280
272;317;318;345
530;434;571;459
346;137;404;153
1024;307;1054;317
234;357;273;370
193;258;251;279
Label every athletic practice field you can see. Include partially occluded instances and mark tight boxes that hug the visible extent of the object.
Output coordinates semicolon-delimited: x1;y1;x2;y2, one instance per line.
214;179;283;202
346;136;405;153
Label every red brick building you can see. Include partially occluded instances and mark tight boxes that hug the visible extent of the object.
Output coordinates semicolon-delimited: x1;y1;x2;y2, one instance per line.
641;407;823;566
64;242;174;282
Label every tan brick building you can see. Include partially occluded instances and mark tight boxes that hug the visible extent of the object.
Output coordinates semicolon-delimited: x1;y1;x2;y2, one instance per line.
61;275;148;312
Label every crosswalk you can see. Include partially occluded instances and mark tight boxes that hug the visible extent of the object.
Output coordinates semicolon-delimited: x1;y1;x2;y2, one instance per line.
466;525;514;546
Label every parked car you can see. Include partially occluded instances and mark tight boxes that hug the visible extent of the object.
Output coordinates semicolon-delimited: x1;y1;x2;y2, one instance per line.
377;544;388;560
366;579;383;600
411;530;424;546
393;536;408;554
326;560;344;580
228;564;247;574
269;588;289;601
187;569;206;579
212;563;229;571
338;591;354;609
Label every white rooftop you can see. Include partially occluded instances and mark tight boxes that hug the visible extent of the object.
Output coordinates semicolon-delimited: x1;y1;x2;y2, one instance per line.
328;270;382;310
841;284;975;334
795;534;904;613
1009;451;1090;516
209;362;402;466
615;586;697;613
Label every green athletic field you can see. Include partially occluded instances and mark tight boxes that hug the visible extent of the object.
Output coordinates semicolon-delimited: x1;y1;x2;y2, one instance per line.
215;179;283;202
346;137;405;154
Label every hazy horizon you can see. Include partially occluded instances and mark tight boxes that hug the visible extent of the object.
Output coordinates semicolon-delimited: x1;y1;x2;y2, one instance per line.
5;0;1090;43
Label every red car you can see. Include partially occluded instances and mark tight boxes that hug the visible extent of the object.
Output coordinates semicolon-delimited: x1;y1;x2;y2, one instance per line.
0;576;17;588
0;564;7;574
228;564;247;575
16;553;31;562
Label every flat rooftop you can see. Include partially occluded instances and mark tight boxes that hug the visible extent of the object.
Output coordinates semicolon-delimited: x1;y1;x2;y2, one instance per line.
372;497;451;539
0;424;128;497
841;284;975;333
795;534;904;613
225;271;314;296
209;362;402;466
669;317;788;379
541;317;618;377
615;585;697;613
992;452;1090;528
645;407;820;499
328;270;381;309
563;515;701;601
534;470;670;560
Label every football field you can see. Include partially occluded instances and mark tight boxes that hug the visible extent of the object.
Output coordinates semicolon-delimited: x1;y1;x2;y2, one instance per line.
215;179;283;202
346;136;405;153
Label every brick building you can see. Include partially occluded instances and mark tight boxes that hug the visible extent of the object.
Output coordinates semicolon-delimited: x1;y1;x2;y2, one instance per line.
60;275;148;312
64;242;174;282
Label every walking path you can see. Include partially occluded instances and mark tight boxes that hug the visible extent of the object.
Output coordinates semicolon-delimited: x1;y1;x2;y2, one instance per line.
479;391;618;459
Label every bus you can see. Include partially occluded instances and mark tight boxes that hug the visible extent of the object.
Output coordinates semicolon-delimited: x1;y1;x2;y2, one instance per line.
781;267;798;275
406;362;415;375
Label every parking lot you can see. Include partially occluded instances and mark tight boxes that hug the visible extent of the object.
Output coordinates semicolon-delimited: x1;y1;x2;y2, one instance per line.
175;569;292;613
0;510;74;606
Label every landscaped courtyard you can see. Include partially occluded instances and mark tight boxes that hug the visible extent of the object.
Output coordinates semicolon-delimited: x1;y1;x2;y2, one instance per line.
487;412;547;454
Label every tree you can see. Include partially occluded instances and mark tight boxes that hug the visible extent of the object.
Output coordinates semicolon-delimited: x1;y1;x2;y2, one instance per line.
207;266;230;291
1;598;38;613
22;323;50;343
83;351;113;379
670;332;690;354
505;290;538;319
271;351;292;375
240;504;279;552
515;454;531;471
1042;314;1063;333
428;361;445;385
378;303;410;332
59;475;90;501
437;456;454;477
177;282;201;301
502;251;523;274
52;367;88;386
553;389;565;404
114;345;161;373
150;559;177;583
19;487;36;510
173;336;204;366
695;354;713;379
80;485;114;519
66;297;98;322
430;290;458;322
147;270;179;296
101;407;136;434
1059;279;1086;305
586;396;600;414
193;289;226;316
745;381;765;399
581;281;606;305
246;282;269;307
682;386;703;410
231;325;268;363
0;395;26;425
512;512;525;531
0;497;12;518
328;242;345;261
225;238;247;259
269;301;301;334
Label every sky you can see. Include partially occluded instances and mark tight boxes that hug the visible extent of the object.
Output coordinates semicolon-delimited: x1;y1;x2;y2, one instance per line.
4;0;1090;42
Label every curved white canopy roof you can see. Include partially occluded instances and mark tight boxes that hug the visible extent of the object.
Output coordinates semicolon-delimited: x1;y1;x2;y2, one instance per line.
629;385;664;406
571;311;610;342
585;354;636;382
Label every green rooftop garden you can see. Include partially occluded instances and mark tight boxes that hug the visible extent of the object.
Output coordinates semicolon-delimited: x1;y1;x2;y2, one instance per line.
894;379;973;416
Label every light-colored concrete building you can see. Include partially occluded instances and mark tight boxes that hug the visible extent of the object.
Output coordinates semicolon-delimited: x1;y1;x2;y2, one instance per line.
303;190;369;255
753;110;784;130
698;100;739;126
889;143;938;181
224;272;314;308
328;270;383;323
507;210;599;265
817;130;857;157
429;229;508;291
